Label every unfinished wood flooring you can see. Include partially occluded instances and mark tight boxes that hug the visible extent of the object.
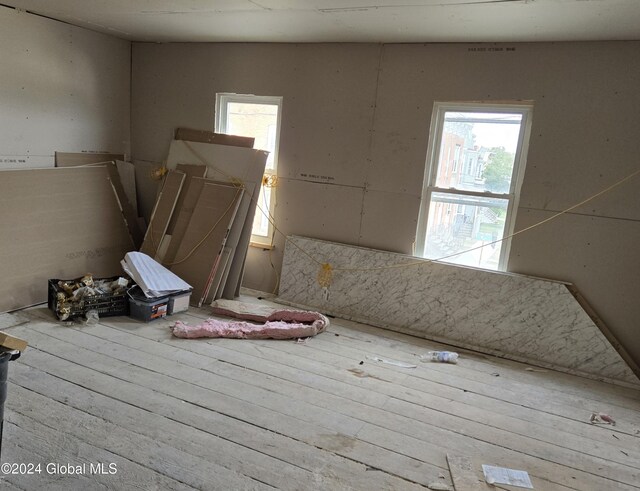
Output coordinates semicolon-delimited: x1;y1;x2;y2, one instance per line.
2;297;639;490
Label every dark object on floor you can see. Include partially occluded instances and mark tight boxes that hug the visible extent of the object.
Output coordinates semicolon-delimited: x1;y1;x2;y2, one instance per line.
0;348;20;460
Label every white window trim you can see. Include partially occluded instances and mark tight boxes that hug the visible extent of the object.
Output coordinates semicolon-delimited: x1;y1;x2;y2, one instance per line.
415;101;533;271
215;93;283;245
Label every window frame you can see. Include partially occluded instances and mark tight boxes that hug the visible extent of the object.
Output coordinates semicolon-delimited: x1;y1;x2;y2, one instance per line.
215;93;283;246
415;101;533;271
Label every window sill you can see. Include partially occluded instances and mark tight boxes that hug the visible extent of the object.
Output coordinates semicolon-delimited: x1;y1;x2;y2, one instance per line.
250;241;275;250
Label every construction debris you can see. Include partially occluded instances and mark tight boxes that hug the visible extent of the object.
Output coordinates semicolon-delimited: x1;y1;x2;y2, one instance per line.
420;351;459;364
482;464;533;488
0;332;28;352
590;412;616;425
49;275;130;321
366;355;417;368
172;298;328;339
427;482;453;491
171;309;328;340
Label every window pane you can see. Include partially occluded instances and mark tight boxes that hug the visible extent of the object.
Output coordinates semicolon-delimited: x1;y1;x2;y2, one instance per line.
251;183;272;237
226;102;279;171
424;191;509;270
435;112;522;193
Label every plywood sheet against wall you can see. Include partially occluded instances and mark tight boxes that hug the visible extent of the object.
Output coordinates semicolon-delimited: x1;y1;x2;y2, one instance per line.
509;208;640;368
0;9;130;164
0;167;134;312
278;236;639;387
358;189;421;255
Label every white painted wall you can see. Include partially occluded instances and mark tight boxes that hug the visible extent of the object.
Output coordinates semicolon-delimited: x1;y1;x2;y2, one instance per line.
130;41;640;365
0;7;131;169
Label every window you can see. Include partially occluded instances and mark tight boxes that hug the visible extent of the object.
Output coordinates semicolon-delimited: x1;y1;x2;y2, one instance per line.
215;93;282;245
416;102;533;271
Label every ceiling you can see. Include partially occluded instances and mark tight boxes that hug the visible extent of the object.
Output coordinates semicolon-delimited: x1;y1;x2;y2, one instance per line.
4;0;640;43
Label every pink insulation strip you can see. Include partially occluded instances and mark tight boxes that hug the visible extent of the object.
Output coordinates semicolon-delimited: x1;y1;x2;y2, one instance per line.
171;309;329;340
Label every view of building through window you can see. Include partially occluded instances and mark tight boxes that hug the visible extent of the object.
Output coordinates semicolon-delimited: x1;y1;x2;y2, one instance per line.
417;105;532;270
215;94;282;242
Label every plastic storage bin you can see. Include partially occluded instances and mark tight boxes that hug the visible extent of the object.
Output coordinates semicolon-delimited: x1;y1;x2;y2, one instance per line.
128;286;169;322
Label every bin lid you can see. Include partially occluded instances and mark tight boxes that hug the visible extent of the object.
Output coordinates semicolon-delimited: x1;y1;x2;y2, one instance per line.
0;348;20;362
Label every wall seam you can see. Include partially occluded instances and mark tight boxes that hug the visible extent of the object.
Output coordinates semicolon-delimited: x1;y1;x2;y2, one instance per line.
357;43;385;247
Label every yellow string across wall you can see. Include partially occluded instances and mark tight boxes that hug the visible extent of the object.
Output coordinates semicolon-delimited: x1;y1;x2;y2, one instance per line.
179;139;640;289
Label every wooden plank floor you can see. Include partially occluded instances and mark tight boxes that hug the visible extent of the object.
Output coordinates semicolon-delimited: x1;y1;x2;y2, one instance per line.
1;296;639;490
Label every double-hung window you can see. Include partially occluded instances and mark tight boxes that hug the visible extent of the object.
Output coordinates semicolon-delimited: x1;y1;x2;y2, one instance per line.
416;102;533;271
215;93;282;246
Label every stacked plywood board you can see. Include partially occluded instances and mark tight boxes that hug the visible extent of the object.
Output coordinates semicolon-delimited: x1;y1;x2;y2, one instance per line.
0;166;135;312
140;137;268;306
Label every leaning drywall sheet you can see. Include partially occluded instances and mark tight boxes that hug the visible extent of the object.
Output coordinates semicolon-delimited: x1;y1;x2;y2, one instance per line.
166;164;208;235
163;177;206;266
170;182;244;306
115;160;138;216
166;139;267;184
132;160;162;223
0;167;134;312
106;162;144;249
211;182;256;303
208;246;232;304
139;170;185;258
277;236;639;387
175;127;255;148
55;152;125;167
166;139;268;298
163;177;249;284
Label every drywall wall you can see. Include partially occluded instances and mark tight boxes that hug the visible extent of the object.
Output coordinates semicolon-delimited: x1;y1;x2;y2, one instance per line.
0;7;130;168
130;41;640;365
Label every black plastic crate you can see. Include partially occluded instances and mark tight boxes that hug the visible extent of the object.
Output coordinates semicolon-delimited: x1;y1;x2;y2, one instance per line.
48;276;130;320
